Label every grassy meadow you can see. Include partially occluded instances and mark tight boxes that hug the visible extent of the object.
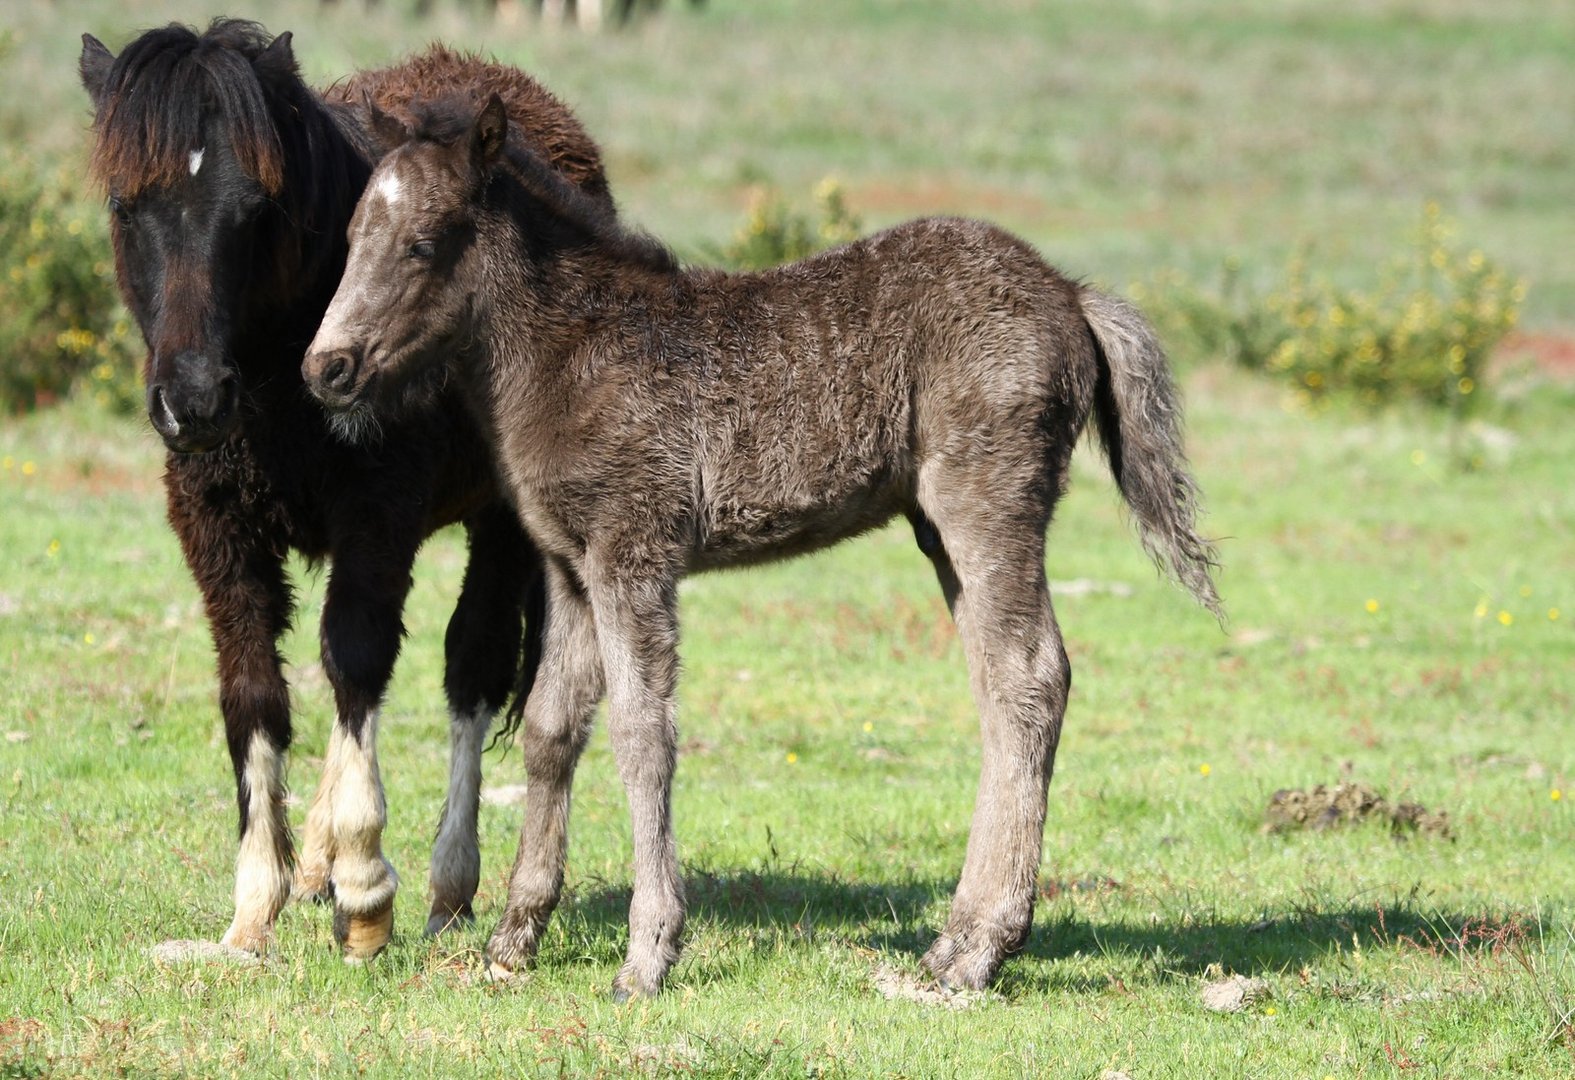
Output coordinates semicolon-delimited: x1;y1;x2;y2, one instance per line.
2;1;1573;1076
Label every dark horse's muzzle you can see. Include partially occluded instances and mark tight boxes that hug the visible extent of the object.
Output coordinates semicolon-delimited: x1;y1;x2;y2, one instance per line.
147;354;240;453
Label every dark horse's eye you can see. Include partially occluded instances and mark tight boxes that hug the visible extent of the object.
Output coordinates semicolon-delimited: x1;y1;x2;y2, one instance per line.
409;239;436;259
108;195;132;224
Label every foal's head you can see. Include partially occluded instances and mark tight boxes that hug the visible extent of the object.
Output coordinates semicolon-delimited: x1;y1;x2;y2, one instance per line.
81;21;348;452
302;96;504;421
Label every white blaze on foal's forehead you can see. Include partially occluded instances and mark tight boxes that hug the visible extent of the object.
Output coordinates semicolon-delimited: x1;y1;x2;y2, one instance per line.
188;147;205;176
374;169;403;206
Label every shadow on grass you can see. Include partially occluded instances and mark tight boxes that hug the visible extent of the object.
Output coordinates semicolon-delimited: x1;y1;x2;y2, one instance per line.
546;867;1506;990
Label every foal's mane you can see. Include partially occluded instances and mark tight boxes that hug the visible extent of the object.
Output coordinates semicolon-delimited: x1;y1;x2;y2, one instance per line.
86;20;297;198
409;99;679;276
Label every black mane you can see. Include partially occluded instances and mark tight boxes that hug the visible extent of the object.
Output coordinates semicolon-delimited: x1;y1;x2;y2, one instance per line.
88;20;288;197
88;19;369;309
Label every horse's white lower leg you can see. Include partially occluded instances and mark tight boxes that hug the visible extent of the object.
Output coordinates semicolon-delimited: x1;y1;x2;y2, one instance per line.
426;705;491;935
327;711;397;961
293;724;347;903
220;732;293;953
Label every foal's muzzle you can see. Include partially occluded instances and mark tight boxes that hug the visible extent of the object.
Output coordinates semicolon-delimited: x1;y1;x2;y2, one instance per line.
303;345;366;411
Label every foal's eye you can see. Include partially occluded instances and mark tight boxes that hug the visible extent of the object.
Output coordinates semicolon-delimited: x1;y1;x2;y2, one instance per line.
409;239;436;260
108;196;132;224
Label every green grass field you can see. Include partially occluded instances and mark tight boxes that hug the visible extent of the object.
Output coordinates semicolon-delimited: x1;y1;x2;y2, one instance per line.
2;1;1573;1076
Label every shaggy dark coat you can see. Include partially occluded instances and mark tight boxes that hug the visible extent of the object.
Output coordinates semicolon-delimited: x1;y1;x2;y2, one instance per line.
79;22;610;955
305;97;1222;996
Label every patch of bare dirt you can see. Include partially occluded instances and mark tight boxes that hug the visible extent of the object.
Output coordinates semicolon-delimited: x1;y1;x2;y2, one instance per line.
1495;331;1575;381
871;963;982;1009
1263;782;1452;839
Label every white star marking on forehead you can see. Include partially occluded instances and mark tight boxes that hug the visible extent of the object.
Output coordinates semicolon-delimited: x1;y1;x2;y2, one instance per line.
188;147;205;176
375;171;403;205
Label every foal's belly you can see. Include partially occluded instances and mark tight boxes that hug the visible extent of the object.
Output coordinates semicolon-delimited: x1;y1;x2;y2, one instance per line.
690;479;908;572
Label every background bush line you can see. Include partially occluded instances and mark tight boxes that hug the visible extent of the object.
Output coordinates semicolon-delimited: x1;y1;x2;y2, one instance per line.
0;158;1524;418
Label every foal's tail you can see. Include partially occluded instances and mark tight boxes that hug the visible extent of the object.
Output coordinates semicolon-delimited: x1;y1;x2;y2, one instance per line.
1079;286;1224;621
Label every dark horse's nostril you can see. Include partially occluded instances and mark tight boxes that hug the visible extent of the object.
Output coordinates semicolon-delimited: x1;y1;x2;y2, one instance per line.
149;384;179;435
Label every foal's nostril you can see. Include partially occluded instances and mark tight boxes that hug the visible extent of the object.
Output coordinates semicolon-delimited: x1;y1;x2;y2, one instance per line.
321;354;350;391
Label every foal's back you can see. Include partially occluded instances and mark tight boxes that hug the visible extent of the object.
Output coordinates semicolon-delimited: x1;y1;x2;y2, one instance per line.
644;218;1098;566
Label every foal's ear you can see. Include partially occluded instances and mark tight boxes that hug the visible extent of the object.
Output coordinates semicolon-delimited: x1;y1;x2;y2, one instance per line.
253;30;297;81
471;94;508;171
79;33;115;107
366;95;411;150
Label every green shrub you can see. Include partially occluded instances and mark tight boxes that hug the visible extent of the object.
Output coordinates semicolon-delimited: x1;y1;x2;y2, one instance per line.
0;162;141;414
1139;205;1526;414
718;177;862;271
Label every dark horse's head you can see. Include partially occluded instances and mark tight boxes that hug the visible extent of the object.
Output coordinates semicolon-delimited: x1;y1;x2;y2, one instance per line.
81;21;355;453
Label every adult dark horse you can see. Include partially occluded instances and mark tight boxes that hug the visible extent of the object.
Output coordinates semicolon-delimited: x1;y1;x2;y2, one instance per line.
79;21;611;959
304;97;1222;997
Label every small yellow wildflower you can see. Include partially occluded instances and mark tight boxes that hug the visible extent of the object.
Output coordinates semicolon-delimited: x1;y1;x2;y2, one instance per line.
1550;608;1561;622
1552;789;1562;802
46;539;60;558
1458;377;1475;395
786;752;799;765
21;461;37;476
862;721;873;733
1263;1005;1278;1016
1474;599;1490;619
1199;763;1212;777
1497;610;1513;626
83;632;95;645
1365;599;1380;614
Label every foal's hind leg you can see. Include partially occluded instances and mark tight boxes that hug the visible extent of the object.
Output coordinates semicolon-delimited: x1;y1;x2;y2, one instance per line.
426;507;542;937
485;557;604;979
582;560;686;1001
913;505;1068;989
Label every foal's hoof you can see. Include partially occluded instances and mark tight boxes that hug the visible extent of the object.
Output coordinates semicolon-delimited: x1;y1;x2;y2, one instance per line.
922;930;1006;992
334;901;394;963
424;902;475;938
610;979;659;1004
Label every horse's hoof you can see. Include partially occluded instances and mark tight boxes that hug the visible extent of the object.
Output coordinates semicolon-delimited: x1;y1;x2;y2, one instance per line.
424;903;475;938
219;920;272;956
292;867;334;906
334;900;394;962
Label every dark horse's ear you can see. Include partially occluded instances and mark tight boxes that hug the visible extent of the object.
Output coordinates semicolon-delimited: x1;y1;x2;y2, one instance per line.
80;33;115;107
366;94;410;149
252;30;297;81
472;94;508;172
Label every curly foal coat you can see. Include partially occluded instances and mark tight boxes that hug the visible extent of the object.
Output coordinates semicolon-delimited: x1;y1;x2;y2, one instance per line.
304;98;1222;995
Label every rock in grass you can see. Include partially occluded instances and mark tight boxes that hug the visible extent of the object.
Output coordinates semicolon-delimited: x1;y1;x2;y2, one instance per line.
1200;973;1269;1013
148;939;259;965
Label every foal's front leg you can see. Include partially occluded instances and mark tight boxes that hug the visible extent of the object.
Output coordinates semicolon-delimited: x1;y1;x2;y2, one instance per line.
486;557;604;977
585;562;686;1001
